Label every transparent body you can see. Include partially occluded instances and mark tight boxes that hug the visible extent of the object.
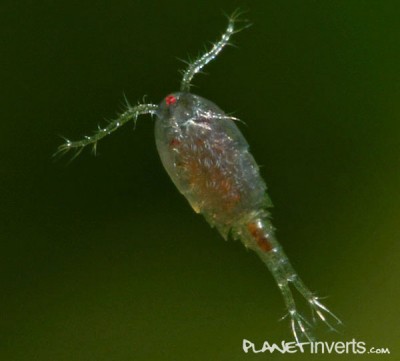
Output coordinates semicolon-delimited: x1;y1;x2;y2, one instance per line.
155;91;340;342
56;11;341;342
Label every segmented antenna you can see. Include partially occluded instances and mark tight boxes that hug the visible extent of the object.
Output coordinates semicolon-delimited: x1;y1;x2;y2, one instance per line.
55;102;158;161
180;9;250;92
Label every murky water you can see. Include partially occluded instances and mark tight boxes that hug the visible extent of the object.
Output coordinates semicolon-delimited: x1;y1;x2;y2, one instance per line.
1;1;399;360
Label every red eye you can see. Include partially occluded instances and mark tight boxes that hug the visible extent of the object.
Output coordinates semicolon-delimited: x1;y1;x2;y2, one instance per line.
165;94;177;106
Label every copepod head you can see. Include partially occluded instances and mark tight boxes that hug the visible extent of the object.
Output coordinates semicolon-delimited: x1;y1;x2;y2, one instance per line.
156;92;200;126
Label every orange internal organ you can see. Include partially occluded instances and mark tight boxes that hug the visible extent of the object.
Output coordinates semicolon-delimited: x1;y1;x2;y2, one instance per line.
247;222;273;252
180;138;241;215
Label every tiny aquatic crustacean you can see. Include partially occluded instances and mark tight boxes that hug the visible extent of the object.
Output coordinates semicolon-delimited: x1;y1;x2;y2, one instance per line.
56;10;341;342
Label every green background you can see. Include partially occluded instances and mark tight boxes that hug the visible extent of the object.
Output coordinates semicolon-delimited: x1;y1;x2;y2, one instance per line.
1;1;399;360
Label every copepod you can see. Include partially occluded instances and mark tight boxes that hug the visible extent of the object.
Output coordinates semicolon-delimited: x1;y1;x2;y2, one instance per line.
56;10;341;342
